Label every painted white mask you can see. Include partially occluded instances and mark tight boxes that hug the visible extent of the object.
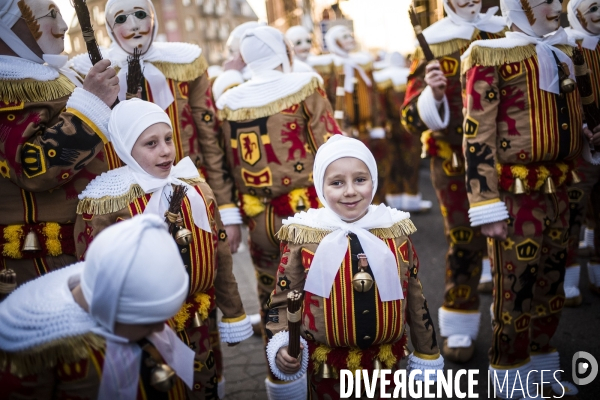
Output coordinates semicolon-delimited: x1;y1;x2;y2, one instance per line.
448;0;483;22
335;28;356;52
577;0;600;35
18;0;67;54
285;26;312;62
106;0;155;55
526;0;563;36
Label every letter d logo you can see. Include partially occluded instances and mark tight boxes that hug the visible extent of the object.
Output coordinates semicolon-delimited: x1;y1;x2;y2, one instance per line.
572;351;598;385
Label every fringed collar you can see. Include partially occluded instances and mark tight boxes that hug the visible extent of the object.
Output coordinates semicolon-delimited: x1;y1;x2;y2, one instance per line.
216;71;323;121
0;56;75;103
277;206;416;244
373;67;409;91
422;14;506;45
0;264;105;376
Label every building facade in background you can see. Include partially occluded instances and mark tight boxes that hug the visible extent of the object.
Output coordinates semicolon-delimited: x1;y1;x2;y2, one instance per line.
68;0;257;65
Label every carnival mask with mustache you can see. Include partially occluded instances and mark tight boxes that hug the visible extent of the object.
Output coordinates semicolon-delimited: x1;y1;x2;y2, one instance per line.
524;0;563;36
286;26;312;62
18;0;67;55
106;0;155;55
334;27;356;53
577;0;600;34
447;0;483;22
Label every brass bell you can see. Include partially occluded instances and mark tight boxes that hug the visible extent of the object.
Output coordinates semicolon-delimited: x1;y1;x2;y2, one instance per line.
372;359;382;379
192;311;202;328
0;268;17;296
320;362;333;379
296;197;306;212
512;177;525;194
174;227;193;246
420;145;428;159
571;170;582;184
560;78;576;93
22;229;41;252
451;152;461;169
543;176;556;194
352;253;374;292
150;363;176;392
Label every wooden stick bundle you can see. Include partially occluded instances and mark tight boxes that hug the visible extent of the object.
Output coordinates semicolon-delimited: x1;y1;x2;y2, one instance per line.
287;290;303;359
126;47;143;98
573;47;600;151
408;4;434;62
164;185;188;235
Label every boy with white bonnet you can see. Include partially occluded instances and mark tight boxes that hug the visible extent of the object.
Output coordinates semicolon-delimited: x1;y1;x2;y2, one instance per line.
0;214;194;398
265;135;443;399
75;99;252;399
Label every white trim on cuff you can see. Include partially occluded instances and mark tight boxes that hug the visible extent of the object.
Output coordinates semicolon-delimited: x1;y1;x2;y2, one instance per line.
406;353;444;381
266;331;309;381
417;85;449;131
265;374;307;400
468;201;509;227
218;315;253;343
66;87;111;141
438;307;480;340
219;207;243;226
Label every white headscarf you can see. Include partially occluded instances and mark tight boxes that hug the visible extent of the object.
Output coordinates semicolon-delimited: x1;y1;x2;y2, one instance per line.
285;135;406;302
0;0;81;86
325;25;372;93
227;21;263;56
109;99;211;232
240;26;291;76
81;214;193;398
500;0;575;94
567;0;600;50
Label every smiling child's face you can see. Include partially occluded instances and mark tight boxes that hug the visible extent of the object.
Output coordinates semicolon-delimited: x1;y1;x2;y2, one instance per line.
323;157;373;222
131;123;174;179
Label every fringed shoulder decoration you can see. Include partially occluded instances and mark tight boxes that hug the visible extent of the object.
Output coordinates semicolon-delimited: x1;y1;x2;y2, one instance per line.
277;219;417;244
0;74;75;103
151;54;209;83
414;37;473;61
312;63;333;75
178;176;206;186
77;184;145;215
217;77;322;121
376;79;393;91
0;333;105;377
461;44;537;71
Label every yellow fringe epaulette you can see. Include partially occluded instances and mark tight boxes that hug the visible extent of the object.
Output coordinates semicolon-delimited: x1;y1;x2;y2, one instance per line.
179;176;206;186
0;74;75;103
376;79;393;91
462;43;574;72
276;219;417;244
217;78;322;121
312;63;333;75
414;37;473;61
0;333;105;377
76;184;146;215
151;54;209;82
335;62;373;74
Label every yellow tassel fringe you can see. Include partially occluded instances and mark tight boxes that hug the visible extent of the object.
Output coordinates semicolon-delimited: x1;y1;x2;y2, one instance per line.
347;349;363;373
414;37;473;61
277;219;417;244
377;344;397;369
151;54;209;83
0;333;106;377
497;162;570;191
1;74;75;103
241;194;266;217
77;185;146;215
462;44;574;72
2;225;23;259
218;78;322;121
172;303;193;332
195;292;211;321
43;222;61;257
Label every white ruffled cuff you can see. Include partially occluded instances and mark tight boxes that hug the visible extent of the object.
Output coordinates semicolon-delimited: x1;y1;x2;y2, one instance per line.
264;374;307;400
219;206;243;226
438;307;480;347
531;352;579;397
369;127;386;139
266;331;309;381
581;136;600;165
489;362;537;399
213;69;244;101
468;201;509;227
66;87;111;142
218;315;253;343
406;353;444;381
417;85;449;131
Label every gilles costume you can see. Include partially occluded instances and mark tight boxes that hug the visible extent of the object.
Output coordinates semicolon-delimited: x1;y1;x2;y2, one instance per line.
400;1;506;362
215;26;341;397
0;215;194;399
74;100;252;400
372;52;430;212
461;0;584;396
265;136;442;400
564;0;600;302
321;26;387;203
0;1;111;293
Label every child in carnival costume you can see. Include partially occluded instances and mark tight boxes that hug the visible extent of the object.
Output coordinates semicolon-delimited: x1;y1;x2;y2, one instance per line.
0;214;195;398
563;0;600;303
266;135;443;399
462;0;595;396
74;99;253;400
401;0;507;363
